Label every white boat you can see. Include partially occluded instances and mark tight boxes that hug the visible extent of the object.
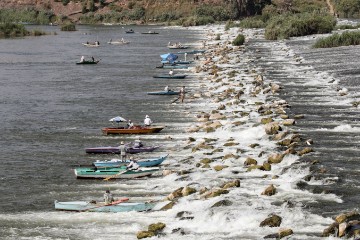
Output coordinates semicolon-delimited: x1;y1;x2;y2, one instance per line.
107;39;130;45
82;41;100;47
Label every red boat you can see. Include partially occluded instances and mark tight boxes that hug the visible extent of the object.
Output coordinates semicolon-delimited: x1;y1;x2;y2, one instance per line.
102;125;165;135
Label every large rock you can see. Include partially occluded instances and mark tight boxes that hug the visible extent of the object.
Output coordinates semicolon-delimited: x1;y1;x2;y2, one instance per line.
268;153;284;164
247;165;264;171
297;147;314;156
211;199;233;208
265;122;282;135
223;142;239;146
260;214;282;227
244;157;258;166
272;131;289;141
209;113;226;120
282;119;295;126
159;201;176;211
181;186;197;196
261;184;276;196
137;231;155;239
203;189;229;199
213;165;229;171
148;222;166;233
223;153;237;160
166;187;184;201
221;179;241;189
200;158;213;164
322;222;339;237
208;121;222;129
335;211;360;223
279;228;293;238
261;117;274;124
262;162;272;171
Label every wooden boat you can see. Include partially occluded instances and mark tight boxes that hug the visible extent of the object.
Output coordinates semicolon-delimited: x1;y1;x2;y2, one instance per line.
54;200;155;212
156;65;189;69
107;39;130;45
93;155;168;168
102;125;165;135
74;166;160;179
86;144;160;154
168;44;189;49
125;29;134;33
147;90;180;95
76;60;100;65
141;31;159;34
177;49;206;54
153;75;186;79
82;42;100;47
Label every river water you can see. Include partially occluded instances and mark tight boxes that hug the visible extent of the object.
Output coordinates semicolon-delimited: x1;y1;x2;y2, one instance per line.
0;23;359;239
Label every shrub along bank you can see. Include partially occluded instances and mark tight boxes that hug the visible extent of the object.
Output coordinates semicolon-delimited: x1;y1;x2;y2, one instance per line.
313;31;360;48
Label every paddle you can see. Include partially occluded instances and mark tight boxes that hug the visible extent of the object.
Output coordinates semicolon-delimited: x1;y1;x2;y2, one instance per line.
103;169;127;181
171;96;180;103
81;197;130;212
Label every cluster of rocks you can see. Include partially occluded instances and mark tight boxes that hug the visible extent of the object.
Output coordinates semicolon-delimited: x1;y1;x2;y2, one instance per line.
322;211;360;239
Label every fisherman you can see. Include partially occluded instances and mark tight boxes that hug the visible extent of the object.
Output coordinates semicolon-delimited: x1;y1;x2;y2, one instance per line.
104;190;114;204
91;56;95;62
119;141;127;161
169;69;174;76
134;138;143;148
164;85;171;92
144;115;152;126
80;56;85;62
126;157;140;171
127;119;134;129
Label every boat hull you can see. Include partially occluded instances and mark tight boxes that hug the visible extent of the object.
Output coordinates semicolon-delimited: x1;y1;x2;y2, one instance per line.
55;201;155;212
102;126;165;135
76;61;100;65
156;65;189;69
147;91;180;95
74;167;160;179
93;155;167;168
85;145;160;154
152;75;186;79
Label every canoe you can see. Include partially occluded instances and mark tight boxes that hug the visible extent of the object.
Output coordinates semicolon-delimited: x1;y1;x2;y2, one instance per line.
102;126;165;135
141;31;159;34
153;75;186;79
125;30;134;33
147;90;180;95
54;200;155;212
82;43;100;47
107;41;130;45
74;166;160;179
156;65;189;69
76;60;100;65
161;60;193;65
93;155;168;168
85;144;160;154
177;49;206;54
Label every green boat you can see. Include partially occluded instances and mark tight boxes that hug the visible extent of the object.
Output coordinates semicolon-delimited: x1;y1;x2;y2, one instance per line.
74;166;160;179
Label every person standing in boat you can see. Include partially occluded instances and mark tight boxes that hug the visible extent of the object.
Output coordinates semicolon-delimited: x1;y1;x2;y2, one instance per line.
144;115;152;126
179;86;185;103
119;141;127;161
104;190;114;204
126;157;140;171
80;56;85;62
169;69;174;76
91;56;95;62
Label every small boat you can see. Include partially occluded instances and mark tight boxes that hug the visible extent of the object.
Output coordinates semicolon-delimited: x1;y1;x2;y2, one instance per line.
76;60;100;65
107;39;130;45
82;42;100;47
55;199;155;212
177;49;206;54
85;144;160;154
141;31;159;34
74;166;160;179
168;43;189;49
153;75;186;79
161;60;193;65
125;29;134;33
102;125;165;135
147;90;180;95
156;65;189;69
93;155;168;168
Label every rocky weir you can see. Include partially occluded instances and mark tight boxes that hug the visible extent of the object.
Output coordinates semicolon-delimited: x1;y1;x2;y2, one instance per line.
132;24;360;239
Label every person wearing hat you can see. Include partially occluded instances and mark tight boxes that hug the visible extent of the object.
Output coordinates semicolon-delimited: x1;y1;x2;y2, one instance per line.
104;190;114;204
126;157;139;171
144;115;152;126
127;119;134;129
119;141;127;161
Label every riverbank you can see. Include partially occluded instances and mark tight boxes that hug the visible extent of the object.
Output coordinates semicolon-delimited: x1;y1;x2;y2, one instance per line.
135;24;344;239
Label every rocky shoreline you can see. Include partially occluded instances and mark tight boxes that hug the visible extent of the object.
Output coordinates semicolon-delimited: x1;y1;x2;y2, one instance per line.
136;25;359;239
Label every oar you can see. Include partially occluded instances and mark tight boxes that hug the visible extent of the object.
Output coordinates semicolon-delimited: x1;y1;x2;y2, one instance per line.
103;169;127;181
171;96;180;103
81;197;129;212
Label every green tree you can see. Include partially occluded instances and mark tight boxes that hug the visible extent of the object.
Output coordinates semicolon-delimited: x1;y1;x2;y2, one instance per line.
337;0;360;18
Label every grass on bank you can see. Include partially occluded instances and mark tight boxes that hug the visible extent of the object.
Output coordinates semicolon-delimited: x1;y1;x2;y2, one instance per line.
232;34;245;46
0;23;47;38
60;23;76;31
313;31;360;48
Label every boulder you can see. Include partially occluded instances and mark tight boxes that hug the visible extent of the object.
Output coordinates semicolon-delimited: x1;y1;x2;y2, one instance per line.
335;211;360;224
279;228;293;238
322;222;339;237
163;170;174;176
211;199;233;208
277;139;292;146
200;158;213;164
297;147;314;156
160;201;176;210
176;211;192;218
262;110;273;116
265;122;282;135
249;143;260;148
294;114;305;119
223;153;237;160
282;119;295;126
199;187;208;195
166;187;184;201
148;222;166;233
261;117;274;124
262;162;272;171
280;114;288;119
272;131;289;141
247;165;264;171
181;186;197;196
223;142;239;146
188;137;196;142
221;179;241;189
213;165;229;171
209;113;226;120
338;222;347;237
260;214;282;227
244;157;258;166
261;184;276;196
232;121;245;126
268;153;284;164
204;127;215;133
203;189;229;199
137;231;155;239
208;121;222;129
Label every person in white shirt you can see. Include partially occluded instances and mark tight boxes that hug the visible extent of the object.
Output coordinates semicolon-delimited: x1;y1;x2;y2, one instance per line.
104;190;114;204
127;120;134;129
126;158;140;170
169;69;174;76
80;56;85;62
164;85;171;92
144;115;152;126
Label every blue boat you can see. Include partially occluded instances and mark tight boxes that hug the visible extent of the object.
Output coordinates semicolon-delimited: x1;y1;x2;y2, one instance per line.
93;155;168;168
147;90;180;95
153;75;186;79
156;64;189;69
74;166;160;179
160;60;193;65
54;200;155;212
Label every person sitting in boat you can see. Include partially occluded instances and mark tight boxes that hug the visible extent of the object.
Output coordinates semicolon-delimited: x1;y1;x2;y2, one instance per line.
126;157;140;171
127;120;134;129
164;85;171;92
169;69;174;76
80;56;85;62
121;38;125;43
144;115;152;126
95;41;100;45
104;190;114;204
133;139;143;148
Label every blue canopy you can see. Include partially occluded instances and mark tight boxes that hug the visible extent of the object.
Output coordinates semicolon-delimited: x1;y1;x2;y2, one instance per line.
160;53;178;63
